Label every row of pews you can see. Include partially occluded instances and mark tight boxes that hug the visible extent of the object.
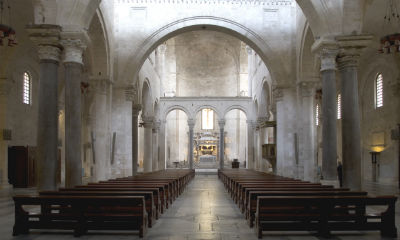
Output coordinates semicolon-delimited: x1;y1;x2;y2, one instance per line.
218;169;398;238
12;169;195;238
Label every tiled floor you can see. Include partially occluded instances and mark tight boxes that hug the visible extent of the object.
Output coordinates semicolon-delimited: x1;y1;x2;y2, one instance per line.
1;175;400;239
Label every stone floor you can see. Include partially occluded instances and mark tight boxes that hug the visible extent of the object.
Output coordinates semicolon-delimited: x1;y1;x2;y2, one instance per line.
1;175;400;239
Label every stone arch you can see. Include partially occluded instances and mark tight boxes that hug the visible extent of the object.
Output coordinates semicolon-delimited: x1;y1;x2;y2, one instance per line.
298;23;318;82
141;79;153;118
123;17;286;87
164;105;191;121
256;80;270;119
295;0;341;38
223;105;248;119
195;105;221;120
359;56;399;110
86;9;111;77
32;0;101;29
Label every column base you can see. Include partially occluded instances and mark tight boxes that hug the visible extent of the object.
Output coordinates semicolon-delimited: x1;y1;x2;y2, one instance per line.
320;180;339;188
0;182;13;191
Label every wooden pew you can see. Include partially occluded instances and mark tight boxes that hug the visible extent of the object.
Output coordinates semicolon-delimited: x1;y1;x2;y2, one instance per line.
241;187;350;213
246;190;367;227
13;195;147;238
255;195;397;238
60;187;162;216
79;183;169;209
40;191;156;227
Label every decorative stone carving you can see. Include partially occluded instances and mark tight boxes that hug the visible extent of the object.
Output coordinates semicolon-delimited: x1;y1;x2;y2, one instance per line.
320;48;339;72
117;0;293;6
153;120;161;133
37;45;62;62
90;78;111;95
142;116;154;128
27;24;63;62
158;43;167;55
218;119;226;128
132;104;142;117
336;35;373;70
246;45;253;55
298;81;317;98
125;85;138;102
257;117;269;127
246;120;257;130
272;87;284;102
187;119;196;129
311;38;339;72
61;39;87;65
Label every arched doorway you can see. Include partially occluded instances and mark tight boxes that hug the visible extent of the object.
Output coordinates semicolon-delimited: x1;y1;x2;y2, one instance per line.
165;109;189;169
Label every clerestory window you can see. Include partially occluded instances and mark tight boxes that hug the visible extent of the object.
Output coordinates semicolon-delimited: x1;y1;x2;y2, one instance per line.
202;109;214;130
375;73;383;108
23;72;31;105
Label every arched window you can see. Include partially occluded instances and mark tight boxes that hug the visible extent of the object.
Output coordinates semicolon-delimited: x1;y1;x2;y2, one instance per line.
316;104;320;126
23;72;31;105
375;73;383;108
202;109;214;130
337;93;341;120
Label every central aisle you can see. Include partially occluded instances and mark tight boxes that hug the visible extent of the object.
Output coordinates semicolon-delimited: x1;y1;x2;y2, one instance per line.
146;174;259;240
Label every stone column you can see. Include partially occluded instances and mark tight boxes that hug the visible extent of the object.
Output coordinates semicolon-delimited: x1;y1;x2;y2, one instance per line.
143;117;153;172
131;104;141;176
159;120;166;170
312;41;339;184
187;119;195;169
0;77;12;189
337;35;372;190
91;77;112;181
218;120;226;169
152;121;160;171
247;120;256;169
298;81;317;182
61;38;86;188
254;128;260;171
258;117;269;172
274;88;285;176
28;25;62;191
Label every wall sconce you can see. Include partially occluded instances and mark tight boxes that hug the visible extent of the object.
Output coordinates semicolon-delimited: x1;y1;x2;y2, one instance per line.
370;151;380;164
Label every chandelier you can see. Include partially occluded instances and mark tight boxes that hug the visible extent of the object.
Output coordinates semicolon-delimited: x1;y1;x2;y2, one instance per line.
379;0;400;54
0;0;17;47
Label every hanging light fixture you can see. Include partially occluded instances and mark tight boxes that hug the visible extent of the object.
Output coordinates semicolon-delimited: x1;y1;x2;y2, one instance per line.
0;0;17;47
379;0;400;53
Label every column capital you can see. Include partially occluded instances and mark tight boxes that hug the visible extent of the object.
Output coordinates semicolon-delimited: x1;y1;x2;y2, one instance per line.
153;120;161;132
246;45;253;55
272;87;284;102
246;120;257;129
257;117;269;126
336;35;373;69
125;85;138;102
157;43;167;55
132;104;142;117
311;38;339;72
60;38;87;65
27;24;63;62
89;77;111;95
142;116;154;128
0;78;13;96
218;119;226;128
187;119;196;129
298;81;317;97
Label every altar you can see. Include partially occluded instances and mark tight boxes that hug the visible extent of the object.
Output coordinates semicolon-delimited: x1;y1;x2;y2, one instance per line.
194;131;219;169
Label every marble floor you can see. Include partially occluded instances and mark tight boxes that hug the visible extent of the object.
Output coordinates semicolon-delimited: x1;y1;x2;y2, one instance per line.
1;175;400;240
